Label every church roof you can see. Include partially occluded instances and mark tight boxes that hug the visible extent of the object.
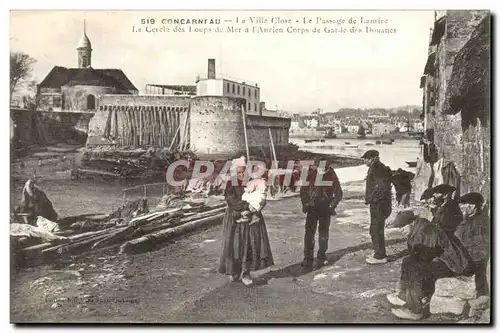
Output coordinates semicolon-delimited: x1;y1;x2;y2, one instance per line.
39;66;138;92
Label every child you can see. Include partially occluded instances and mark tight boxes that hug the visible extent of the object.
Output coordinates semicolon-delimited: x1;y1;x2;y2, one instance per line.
236;177;267;225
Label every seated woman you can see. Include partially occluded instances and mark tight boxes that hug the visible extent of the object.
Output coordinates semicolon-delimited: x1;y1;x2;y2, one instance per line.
387;184;469;320
16;178;58;226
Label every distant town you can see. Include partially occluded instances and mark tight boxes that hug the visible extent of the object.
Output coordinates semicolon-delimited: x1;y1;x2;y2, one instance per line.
280;106;424;136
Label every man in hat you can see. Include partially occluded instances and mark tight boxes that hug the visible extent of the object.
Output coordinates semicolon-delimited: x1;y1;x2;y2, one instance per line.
300;160;343;270
388;185;470;320
456;192;490;298
392;168;415;208
428;184;462;233
362;150;392;265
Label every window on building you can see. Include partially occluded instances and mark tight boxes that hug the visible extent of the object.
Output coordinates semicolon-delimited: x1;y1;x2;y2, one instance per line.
226;83;230;93
52;96;62;107
242;87;246;95
256;90;259;99
247;101;251;112
248;89;251;97
232;84;235;94
237;85;240;95
87;95;96;110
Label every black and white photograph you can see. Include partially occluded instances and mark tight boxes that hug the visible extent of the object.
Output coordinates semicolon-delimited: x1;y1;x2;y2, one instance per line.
9;9;491;324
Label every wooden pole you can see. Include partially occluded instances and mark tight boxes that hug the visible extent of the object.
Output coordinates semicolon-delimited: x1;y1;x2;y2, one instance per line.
269;128;277;166
139;107;143;146
241;103;250;162
169;124;181;151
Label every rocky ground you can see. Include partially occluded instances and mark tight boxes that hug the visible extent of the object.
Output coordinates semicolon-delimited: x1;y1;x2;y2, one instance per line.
10;175;490;323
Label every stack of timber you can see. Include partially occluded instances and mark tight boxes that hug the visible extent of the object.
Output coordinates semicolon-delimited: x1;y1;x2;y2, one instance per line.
78;146;195;180
16;197;226;267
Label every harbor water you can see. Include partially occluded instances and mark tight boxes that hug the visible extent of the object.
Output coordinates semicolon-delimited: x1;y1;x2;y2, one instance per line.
291;137;421;184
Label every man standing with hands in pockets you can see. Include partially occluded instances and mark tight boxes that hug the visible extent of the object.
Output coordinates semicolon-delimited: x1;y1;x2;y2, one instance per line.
362;150;393;265
300;160;343;271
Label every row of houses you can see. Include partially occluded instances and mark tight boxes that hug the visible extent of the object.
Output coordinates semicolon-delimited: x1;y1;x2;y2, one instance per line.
290;118;424;134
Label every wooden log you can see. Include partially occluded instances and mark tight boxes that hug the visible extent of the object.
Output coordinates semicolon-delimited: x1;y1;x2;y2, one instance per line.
120;212;225;254
178;108;189;151
21;226;122;260
124;109;130;146
77;168;121;177
127;208;180;227
91;225;139;249
169;125;181;151
40;233;111;257
159;109;164;146
103;109;112;137
167;108;172;147
140;206;226;234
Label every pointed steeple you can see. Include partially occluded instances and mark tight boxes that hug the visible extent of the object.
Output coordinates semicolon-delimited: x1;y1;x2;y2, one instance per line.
77;19;92;68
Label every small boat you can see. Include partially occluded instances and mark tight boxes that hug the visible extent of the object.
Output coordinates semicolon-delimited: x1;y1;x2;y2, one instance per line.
382;140;393;145
320;139;325;143
304;139;320;143
390;138;395;142
375;140;381;145
345;142;351;145
47;146;78;153
365;142;375;146
406;161;417;167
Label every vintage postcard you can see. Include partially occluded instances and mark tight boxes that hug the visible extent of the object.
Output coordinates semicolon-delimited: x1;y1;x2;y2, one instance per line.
10;10;491;324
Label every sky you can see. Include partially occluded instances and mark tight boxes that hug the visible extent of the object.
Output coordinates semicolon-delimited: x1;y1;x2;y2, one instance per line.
10;10;435;114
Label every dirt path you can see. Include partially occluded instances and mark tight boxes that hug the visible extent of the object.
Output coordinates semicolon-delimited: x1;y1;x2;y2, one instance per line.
10;181;458;323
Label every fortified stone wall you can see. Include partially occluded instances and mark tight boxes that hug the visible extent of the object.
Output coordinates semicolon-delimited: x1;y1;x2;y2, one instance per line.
62;85;118;112
432;11;489;175
99;94;191;107
10;108;92;146
189;96;246;156
189;96;291;156
87;95;191;147
246;114;291;150
461;118;490;200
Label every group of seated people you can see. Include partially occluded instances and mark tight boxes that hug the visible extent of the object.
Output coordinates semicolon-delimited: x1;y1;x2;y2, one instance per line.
387;184;490;320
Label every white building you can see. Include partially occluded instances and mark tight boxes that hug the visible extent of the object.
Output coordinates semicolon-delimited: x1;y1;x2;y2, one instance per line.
305;118;318;128
262;109;279;117
196;59;261;115
290;121;300;131
347;125;360;133
413;121;424;132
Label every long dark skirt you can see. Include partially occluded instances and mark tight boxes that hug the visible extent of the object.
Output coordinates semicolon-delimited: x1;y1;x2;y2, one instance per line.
219;208;274;276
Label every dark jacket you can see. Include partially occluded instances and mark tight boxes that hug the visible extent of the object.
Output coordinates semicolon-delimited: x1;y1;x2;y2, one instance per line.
365;159;392;204
300;167;343;214
392;169;414;195
432;199;463;233
455;210;490;263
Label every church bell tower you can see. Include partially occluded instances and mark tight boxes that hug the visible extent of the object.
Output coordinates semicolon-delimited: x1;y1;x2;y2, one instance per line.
77;20;92;68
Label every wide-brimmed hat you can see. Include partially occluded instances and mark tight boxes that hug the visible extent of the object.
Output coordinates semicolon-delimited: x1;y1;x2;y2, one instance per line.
460;192;484;206
420;188;434;201
431;184;456;195
361;150;379;159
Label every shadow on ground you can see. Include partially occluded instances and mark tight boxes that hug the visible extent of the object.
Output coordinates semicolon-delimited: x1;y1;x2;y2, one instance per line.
253;238;408;286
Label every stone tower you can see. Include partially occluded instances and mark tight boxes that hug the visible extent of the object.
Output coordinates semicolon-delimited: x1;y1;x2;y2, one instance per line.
77;20;92;68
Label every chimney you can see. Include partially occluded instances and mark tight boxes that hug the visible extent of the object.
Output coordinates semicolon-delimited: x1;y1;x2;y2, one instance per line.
208;59;216;79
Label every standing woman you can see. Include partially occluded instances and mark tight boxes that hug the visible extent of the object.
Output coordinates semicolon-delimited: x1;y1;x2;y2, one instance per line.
219;157;274;286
